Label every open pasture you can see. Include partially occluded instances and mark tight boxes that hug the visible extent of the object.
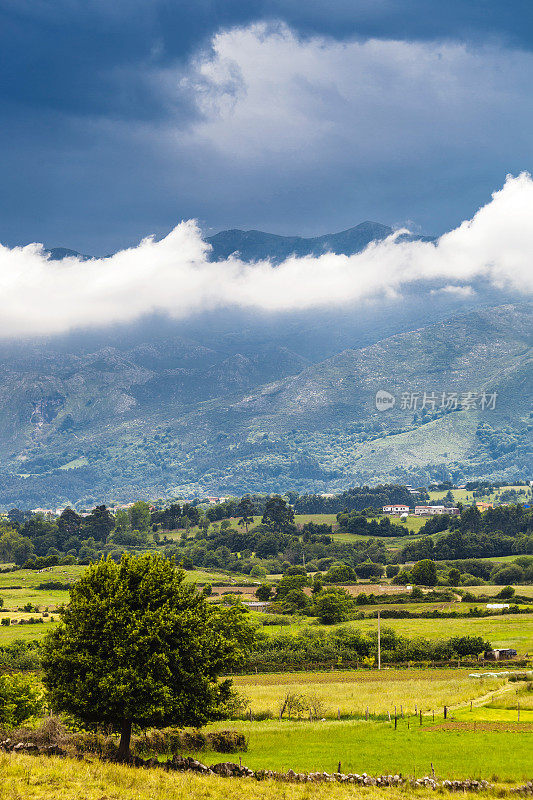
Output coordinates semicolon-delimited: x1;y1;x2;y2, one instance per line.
462;584;533;599
2;753;524;800
352;613;533;652
368;515;429;534
0;564;84;589
233;668;507;718
428;485;531;504
0;620;53;644
259;613;533;652
201;716;532;781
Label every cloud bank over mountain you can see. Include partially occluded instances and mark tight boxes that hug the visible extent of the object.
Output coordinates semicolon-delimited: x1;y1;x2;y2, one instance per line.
1;173;532;337
2;15;533;251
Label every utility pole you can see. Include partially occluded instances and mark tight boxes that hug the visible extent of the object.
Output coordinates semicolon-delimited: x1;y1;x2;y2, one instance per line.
378;609;381;670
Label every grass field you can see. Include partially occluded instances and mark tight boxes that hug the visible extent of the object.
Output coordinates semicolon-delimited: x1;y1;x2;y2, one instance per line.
200;716;532;780
4;753;524;800
0;620;52;643
428;486;532;504
259;613;533;652
232;668;507;717
0;565;244;616
0;565;84;589
462;585;533;599
0;564;249;644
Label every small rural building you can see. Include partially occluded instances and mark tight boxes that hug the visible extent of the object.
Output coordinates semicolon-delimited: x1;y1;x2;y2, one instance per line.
414;505;460;516
244;601;269;612
483;648;518;660
383;504;410;514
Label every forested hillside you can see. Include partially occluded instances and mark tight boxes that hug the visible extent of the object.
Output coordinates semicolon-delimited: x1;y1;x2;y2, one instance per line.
0;303;529;507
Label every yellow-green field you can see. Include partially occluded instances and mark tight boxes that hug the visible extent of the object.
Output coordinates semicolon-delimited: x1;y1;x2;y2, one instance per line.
0;620;52;644
3;753;523;800
260;613;533;652
0;565;84;590
428;486;532;504
233;668;507;717
202;716;533;780
462;584;533;598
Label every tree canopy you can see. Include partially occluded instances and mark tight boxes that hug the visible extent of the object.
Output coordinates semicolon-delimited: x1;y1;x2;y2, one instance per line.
42;553;256;759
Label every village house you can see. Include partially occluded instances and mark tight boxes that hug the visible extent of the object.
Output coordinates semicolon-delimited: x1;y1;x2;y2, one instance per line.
414;505;460;516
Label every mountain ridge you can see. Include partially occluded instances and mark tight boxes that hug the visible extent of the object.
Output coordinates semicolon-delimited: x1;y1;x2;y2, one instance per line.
46;220;434;264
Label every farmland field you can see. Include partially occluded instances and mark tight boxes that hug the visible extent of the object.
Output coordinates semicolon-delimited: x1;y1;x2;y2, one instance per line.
259;613;533;652
201;716;533;780
3;753;526;800
232;668;507;717
0;564;252;643
462;584;533;599
0;620;52;643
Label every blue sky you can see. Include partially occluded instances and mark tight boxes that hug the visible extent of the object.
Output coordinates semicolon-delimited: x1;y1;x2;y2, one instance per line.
1;0;532;254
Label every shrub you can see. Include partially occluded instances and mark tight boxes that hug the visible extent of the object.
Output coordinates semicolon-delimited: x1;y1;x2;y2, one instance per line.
411;559;437;586
492;565;524;585
315;592;349;624
255;583;273;601
324;563;357;583
496;585;516;599
0;673;43;727
250;565;267;578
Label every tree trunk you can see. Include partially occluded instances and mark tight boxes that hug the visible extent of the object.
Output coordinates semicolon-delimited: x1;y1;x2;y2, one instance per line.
117;719;132;761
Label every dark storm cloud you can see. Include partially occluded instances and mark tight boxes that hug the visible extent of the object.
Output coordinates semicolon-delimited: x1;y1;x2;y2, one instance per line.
0;1;532;252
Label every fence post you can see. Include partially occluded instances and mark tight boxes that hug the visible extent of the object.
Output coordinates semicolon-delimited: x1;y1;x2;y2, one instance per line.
394;713;397;730
419;710;422;726
444;705;447;719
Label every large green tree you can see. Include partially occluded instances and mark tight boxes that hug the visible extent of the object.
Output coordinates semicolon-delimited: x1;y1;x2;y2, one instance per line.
42;553;256;760
261;495;295;533
411;558;438;586
237;497;255;532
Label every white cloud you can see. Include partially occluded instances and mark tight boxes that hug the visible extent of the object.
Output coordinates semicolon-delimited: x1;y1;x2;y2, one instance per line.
172;22;533;166
0;173;532;337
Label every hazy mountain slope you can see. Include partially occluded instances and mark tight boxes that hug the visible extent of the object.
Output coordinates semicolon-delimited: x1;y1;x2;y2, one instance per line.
0;303;529;507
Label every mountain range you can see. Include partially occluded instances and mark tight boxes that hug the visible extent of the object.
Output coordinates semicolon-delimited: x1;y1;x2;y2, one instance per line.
47;220;432;264
1;223;530;508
